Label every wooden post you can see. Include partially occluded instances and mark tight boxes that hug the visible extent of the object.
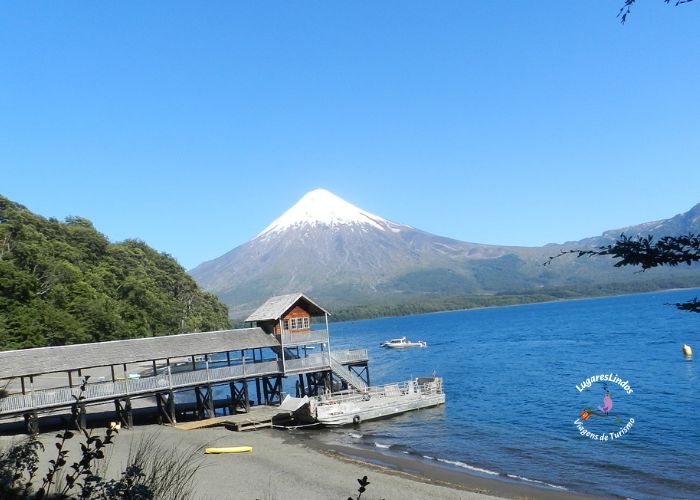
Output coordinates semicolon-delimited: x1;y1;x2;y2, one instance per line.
20;376;26;395
156;393;164;425
29;376;35;411
68;371;73;388
123;365;129;396
152;360;157;376
229;382;237;415
115;398;133;429
167;364;173;390
71;403;86;430
24;412;39;435
167;390;176;424
206;384;214;417
279;319;286;374
110;365;116;382
195;388;203;418
325;312;331;356
125;397;133;428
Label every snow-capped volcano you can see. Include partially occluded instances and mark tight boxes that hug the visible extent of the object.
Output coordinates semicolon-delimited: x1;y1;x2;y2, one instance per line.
190;191;700;318
256;188;402;238
191;188;517;315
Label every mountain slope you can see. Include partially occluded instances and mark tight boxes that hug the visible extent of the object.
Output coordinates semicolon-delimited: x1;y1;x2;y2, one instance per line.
190;190;700;317
574;202;700;247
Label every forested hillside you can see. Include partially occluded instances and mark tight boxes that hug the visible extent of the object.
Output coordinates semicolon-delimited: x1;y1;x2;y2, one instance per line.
0;195;230;350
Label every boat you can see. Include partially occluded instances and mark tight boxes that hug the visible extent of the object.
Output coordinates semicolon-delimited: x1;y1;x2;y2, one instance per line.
380;337;427;349
308;377;445;426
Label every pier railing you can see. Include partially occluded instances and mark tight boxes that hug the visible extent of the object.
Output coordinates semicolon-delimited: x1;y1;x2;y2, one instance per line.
0;358;291;417
330;348;368;364
279;330;329;347
284;352;331;374
314;378;444;405
0;348;371;417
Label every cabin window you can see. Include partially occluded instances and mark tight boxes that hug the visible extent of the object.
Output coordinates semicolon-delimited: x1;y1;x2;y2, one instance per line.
285;317;310;331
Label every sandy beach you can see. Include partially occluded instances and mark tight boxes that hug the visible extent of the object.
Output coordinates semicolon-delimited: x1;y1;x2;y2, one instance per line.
1;423;594;500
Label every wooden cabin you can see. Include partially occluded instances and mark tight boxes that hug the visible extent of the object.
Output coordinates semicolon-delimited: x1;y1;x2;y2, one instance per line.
245;293;330;336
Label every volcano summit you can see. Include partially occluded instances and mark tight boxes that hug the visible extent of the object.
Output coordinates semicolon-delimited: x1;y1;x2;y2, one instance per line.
190;190;700;318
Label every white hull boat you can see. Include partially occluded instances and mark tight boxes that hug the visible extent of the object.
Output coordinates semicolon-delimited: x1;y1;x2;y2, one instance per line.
380;337;427;349
309;377;445;426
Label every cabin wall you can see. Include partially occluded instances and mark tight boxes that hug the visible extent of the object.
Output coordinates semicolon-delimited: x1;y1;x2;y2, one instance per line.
281;306;311;333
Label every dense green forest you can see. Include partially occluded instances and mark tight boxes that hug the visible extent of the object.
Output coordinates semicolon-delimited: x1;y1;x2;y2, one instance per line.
0;195;230;350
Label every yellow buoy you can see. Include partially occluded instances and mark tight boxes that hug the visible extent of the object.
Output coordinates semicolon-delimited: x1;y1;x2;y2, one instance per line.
204;446;253;454
682;344;693;358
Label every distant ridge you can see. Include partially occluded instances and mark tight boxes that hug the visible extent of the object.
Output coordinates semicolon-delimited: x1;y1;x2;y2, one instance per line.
190;190;700;318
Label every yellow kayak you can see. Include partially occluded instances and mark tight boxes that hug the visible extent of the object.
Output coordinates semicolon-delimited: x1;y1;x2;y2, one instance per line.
204;446;253;454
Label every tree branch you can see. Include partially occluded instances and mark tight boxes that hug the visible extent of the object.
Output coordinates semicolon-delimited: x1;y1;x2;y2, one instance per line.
674;298;700;313
547;234;700;313
546;234;700;270
619;0;694;24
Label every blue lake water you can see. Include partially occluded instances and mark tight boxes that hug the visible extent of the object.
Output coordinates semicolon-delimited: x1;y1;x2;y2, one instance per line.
309;289;700;499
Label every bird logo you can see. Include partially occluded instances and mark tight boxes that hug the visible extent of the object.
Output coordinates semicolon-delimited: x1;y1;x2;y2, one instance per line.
597;391;613;414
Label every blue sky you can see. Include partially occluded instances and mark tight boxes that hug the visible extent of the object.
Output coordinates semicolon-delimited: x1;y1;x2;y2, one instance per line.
2;1;699;270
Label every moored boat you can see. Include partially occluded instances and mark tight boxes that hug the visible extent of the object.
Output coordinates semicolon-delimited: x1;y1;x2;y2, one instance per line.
380;337;427;348
309;377;444;426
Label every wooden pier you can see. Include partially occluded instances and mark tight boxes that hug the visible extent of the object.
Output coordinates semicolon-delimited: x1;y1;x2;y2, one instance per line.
0;293;371;434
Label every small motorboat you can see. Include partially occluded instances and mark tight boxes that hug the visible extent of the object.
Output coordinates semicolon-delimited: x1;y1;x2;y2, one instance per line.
380;337;427;349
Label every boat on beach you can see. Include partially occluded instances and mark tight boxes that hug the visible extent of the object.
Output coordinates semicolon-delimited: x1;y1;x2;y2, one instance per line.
308;377;445;426
380;337;427;349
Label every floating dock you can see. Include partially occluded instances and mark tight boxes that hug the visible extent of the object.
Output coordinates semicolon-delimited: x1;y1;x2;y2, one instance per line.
174;405;292;432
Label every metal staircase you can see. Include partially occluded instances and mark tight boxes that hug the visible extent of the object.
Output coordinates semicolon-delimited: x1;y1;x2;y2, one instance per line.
329;355;368;392
282;347;368;392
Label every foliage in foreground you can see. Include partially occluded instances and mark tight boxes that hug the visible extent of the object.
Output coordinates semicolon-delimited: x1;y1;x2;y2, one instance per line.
0;427;204;499
0;194;230;350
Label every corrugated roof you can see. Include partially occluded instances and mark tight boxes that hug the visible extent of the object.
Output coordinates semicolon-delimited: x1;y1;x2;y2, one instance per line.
0;327;280;379
245;293;329;323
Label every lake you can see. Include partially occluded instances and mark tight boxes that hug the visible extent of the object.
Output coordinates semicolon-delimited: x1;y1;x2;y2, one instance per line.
311;289;700;499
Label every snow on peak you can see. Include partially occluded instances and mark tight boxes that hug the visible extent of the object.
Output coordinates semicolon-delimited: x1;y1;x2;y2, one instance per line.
256;188;395;237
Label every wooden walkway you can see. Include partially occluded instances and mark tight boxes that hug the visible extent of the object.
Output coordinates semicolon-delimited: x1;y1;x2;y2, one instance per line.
174;405;292;432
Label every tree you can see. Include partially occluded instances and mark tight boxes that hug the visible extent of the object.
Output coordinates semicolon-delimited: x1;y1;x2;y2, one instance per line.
547;234;700;313
618;0;695;24
0;195;231;350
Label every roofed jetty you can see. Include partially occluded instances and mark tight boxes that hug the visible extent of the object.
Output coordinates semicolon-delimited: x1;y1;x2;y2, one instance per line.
0;293;369;434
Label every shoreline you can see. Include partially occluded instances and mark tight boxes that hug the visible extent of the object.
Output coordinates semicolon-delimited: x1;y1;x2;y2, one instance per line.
290;432;597;500
329;285;700;324
0;423;599;499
